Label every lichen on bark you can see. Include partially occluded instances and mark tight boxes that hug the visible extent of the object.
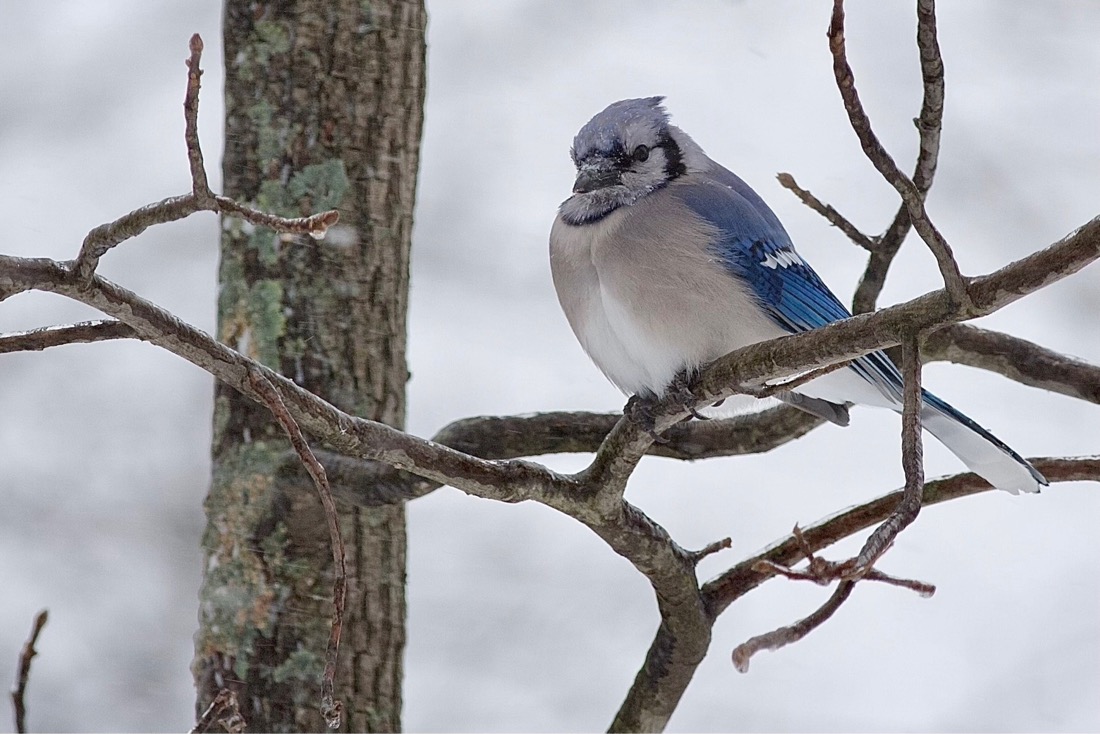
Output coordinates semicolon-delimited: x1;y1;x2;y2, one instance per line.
194;1;426;730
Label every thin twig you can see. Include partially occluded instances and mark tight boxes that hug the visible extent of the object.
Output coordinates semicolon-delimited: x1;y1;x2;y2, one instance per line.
72;194;205;281
246;368;346;729
777;173;878;251
831;0;972;310
911;0;945;194
0;320;138;354
731;580;855;672
704;458;1100;620
730;335;930;669
687;537;733;565
216;196;340;238
184;34;214;202
11;609;48;734
853;0;947;314
753;557;934;596
853;334;926;570
190;688;246;734
69;33;339;284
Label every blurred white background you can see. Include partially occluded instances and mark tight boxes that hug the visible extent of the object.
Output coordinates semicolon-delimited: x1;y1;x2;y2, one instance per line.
1;1;1098;731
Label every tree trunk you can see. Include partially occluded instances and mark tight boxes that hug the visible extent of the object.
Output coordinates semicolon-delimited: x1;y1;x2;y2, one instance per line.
193;1;426;730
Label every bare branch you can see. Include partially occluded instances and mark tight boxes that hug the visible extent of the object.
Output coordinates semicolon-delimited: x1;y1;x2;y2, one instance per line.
320;316;1099;508
703;455;1100;618
828;0;969;307
753;555;934;596
0;320;138;354
319;406;822;507
911;0;946;194
11;609;48;734
923;324;1100;405
853;334;925;570
610;456;1097;731
688;537;734;565
72;194;207;282
184;34;213;201
246;369;346;729
733;354;932;685
191;688;246;734
777;172;878;251
68;33;339;285
732;580;856;673
850;0;947;313
1;215;1096;510
785;0;946;314
214;196;340;238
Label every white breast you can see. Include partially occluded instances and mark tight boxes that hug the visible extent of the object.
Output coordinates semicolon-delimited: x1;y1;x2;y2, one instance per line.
549;196;784;397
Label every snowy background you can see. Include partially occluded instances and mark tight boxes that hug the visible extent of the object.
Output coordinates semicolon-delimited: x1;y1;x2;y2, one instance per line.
2;1;1099;731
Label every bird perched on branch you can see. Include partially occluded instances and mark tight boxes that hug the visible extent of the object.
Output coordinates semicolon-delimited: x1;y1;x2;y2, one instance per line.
549;96;1045;494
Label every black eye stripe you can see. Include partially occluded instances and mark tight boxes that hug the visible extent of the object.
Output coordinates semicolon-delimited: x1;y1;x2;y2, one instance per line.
657;133;686;179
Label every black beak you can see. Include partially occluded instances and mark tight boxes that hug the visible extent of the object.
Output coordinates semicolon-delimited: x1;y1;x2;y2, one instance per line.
573;167;621;194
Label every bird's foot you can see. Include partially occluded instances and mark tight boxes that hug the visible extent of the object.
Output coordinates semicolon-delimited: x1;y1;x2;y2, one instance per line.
625;371;711;443
668;369;710;421
625;393;669;444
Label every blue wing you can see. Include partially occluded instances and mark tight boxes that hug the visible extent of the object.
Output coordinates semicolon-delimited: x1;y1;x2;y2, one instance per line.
673;176;903;400
669;173;1045;491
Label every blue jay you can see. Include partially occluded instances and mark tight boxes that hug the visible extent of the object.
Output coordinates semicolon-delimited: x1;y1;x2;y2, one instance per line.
549;97;1046;494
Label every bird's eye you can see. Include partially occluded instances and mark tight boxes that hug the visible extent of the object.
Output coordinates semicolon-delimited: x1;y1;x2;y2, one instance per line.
632;145;650;163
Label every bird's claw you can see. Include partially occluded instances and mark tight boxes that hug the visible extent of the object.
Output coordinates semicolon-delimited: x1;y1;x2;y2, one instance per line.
625;394;670;444
669;370;709;420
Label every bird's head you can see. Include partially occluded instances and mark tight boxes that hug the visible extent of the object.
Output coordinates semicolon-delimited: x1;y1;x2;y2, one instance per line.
559;96;689;224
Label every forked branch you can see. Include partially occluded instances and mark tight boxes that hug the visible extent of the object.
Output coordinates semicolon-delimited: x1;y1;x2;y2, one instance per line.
828;0;969;308
68;34;338;286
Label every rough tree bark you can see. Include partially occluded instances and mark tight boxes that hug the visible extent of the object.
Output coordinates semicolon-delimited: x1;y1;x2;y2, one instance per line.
192;2;426;730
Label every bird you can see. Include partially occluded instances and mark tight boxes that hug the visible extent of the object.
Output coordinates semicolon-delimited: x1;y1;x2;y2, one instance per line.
549;96;1046;494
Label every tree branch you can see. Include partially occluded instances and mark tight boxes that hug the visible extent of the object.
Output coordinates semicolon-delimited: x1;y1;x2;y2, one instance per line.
319;407;822;507
318;314;1100;508
732;579;856;673
729;336;928;672
923;324;1100;405
829;0;968;307
66;33;338;286
854;334;926;570
190;688;245;734
611;455;1098;730
851;0;946;313
1;214;1096;508
246;369;346;729
702;456;1100;618
776;172;878;251
11;610;48;734
0;320;138;354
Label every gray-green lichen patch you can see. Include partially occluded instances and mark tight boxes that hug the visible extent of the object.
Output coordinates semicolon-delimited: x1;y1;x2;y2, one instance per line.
288;160;350;213
195;441;287;677
211;394;232;448
247;100;282;166
246;280;287;367
252;20;291;67
271;645;324;689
